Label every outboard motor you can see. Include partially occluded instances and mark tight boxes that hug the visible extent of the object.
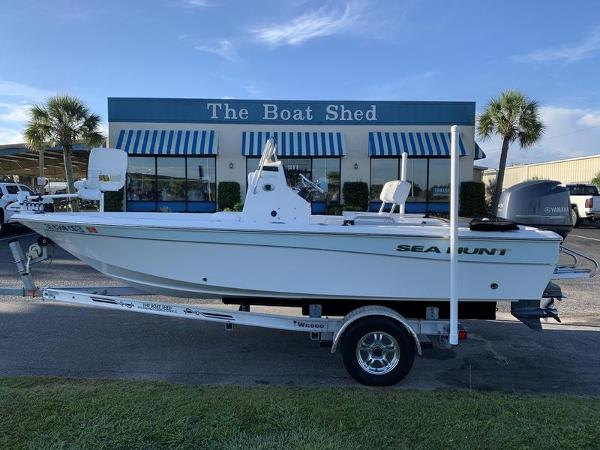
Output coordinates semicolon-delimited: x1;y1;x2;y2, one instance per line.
496;181;571;330
496;180;572;238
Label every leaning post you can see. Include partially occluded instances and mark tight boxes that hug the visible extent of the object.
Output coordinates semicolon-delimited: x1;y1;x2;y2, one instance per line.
449;125;459;345
399;152;408;214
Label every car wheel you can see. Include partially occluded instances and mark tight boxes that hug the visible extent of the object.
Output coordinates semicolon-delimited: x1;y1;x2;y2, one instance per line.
571;208;581;228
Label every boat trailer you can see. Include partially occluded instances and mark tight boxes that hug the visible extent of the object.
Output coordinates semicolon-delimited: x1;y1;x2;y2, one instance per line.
1;235;596;386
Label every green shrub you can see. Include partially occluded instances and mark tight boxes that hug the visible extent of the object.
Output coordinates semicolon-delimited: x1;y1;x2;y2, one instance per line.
218;182;241;210
342;182;369;211
104;189;124;212
327;205;343;215
342;205;363;212
459;181;486;217
592;171;600;188
233;202;244;212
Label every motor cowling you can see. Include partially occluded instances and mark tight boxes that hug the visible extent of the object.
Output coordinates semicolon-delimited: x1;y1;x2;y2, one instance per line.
496;180;572;238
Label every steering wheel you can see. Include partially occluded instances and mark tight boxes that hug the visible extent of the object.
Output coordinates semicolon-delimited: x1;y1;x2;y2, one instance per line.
298;173;324;193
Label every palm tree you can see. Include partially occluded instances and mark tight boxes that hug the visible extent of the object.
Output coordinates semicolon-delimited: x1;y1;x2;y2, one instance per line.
24;95;104;207
477;90;544;214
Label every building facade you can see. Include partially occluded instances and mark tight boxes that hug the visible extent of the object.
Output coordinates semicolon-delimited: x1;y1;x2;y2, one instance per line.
483;154;600;190
108;98;485;214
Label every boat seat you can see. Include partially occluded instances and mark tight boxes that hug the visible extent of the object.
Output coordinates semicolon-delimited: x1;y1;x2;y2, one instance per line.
379;180;411;213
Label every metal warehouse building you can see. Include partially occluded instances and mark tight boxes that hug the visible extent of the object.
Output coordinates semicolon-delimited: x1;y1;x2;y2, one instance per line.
482;154;600;189
108;98;486;214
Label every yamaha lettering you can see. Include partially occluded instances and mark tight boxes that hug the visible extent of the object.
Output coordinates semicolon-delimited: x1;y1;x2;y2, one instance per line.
396;244;509;255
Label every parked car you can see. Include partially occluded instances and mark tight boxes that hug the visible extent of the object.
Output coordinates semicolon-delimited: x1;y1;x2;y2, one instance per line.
565;183;600;227
0;182;36;234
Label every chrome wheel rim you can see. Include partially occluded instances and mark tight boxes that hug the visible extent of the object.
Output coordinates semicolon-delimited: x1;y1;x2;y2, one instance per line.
356;331;400;375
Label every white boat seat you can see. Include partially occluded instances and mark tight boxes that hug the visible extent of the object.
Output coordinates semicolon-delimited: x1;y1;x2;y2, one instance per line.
379;180;411;213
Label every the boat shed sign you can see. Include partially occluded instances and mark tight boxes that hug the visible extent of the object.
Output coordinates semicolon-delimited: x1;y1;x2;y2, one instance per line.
108;98;476;126
207;102;377;122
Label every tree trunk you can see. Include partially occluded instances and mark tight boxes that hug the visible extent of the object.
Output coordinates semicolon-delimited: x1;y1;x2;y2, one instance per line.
490;136;511;215
63;145;79;212
38;147;45;194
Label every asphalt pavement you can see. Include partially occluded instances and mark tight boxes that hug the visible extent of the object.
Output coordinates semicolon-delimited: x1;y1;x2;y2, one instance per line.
1;222;600;393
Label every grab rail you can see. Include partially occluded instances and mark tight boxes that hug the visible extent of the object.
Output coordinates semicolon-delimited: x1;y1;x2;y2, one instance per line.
553;245;598;279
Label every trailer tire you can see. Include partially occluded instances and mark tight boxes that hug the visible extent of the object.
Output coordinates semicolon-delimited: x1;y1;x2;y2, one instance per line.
341;316;415;386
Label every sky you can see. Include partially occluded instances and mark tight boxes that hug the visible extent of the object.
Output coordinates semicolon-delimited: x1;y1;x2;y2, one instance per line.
1;0;600;168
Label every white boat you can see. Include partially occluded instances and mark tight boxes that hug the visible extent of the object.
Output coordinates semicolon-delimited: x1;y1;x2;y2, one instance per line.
13;140;562;305
7;136;597;386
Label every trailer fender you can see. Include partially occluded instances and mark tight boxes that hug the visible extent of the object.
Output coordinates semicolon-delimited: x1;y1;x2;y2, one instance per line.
330;305;422;356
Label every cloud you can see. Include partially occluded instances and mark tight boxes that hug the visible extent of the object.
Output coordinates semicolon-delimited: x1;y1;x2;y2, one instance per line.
182;0;214;7
478;105;600;168
0;103;31;122
0;126;23;144
365;71;438;100
251;0;365;47
0;80;52;101
514;27;600;64
179;35;241;62
0;80;54;144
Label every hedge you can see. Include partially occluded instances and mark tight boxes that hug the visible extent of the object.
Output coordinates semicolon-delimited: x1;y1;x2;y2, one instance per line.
103;189;124;212
342;182;369;211
459;181;486;217
218;182;241;210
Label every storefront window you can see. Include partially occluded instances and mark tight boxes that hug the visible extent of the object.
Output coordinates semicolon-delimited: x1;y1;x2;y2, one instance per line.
280;158;312;188
127;157;156;201
187;157;216;202
246;157;340;205
428;159;450;203
312;158;341;203
405;159;427;203
369;158;399;200
156;157;186;201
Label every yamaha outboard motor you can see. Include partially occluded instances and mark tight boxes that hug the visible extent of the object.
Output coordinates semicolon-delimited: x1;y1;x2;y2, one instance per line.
496;180;570;330
496;180;572;238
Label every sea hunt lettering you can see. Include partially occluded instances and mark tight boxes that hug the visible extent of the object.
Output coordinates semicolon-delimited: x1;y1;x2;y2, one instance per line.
44;223;84;233
396;244;510;256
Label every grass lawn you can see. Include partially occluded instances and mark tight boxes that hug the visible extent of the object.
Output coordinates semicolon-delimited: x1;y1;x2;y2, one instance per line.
0;377;599;449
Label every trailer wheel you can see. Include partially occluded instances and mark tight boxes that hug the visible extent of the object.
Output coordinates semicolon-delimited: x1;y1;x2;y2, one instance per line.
341;317;415;386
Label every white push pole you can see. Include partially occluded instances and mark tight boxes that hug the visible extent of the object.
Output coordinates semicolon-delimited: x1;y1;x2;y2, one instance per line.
399;152;408;214
449;126;459;345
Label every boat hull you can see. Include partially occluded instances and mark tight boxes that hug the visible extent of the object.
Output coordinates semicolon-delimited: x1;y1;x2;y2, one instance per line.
18;214;560;302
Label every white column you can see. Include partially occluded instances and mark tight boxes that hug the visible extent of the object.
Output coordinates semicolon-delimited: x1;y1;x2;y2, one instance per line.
449;125;459;345
399;152;408;214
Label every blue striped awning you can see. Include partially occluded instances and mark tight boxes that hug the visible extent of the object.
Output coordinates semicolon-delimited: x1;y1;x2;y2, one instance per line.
368;132;467;157
115;129;218;155
242;131;345;157
474;143;487;160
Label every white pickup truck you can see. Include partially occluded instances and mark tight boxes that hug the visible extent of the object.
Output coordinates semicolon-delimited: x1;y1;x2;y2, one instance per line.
0;182;36;234
566;183;600;227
